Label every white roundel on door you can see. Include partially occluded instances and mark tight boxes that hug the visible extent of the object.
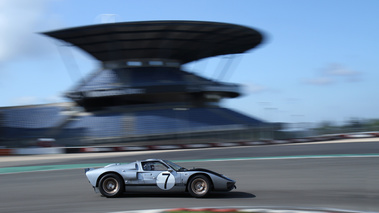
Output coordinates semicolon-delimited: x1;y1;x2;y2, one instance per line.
156;172;175;190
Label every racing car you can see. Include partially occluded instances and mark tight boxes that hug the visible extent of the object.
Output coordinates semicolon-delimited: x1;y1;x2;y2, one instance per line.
84;159;236;198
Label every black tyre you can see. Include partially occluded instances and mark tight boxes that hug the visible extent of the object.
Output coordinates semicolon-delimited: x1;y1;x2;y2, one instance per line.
187;175;211;198
99;173;124;198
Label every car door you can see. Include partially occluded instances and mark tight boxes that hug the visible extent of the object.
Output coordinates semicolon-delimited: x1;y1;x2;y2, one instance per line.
140;161;177;191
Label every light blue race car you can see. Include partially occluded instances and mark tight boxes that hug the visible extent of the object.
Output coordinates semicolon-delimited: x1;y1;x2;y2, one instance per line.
84;159;236;198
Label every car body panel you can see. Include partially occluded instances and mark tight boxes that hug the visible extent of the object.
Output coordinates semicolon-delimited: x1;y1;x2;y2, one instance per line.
84;159;236;196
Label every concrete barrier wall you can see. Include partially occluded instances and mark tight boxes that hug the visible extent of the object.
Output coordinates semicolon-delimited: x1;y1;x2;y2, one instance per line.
1;132;378;156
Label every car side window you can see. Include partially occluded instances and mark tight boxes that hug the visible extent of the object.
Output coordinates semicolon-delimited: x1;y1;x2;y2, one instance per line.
142;162;168;171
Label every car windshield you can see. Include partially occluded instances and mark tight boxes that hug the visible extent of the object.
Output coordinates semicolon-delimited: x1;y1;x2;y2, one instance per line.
163;160;186;171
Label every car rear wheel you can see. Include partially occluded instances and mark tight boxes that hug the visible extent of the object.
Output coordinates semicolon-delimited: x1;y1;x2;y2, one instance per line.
188;175;211;198
99;173;124;198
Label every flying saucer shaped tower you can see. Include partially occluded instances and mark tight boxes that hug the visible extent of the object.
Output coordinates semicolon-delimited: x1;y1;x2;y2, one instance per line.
0;21;266;146
44;20;263;110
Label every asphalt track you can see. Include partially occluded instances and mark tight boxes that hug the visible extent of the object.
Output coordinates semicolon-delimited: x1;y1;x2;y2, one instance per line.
1;140;378;213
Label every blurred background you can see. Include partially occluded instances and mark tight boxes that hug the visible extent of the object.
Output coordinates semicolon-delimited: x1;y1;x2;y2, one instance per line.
1;0;379;148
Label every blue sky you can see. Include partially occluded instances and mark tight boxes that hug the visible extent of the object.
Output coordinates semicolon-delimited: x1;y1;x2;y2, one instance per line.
1;0;378;125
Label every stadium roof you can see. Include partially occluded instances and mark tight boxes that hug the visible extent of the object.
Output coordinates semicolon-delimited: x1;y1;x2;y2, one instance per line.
43;20;263;64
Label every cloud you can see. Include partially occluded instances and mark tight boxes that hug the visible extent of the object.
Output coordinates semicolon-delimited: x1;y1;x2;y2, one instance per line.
243;83;269;93
94;14;121;24
304;77;334;85
304;63;363;86
12;95;65;106
0;0;57;63
324;63;363;82
324;63;360;76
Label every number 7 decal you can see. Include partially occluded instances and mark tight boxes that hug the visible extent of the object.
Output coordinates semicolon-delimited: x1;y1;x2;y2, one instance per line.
162;173;170;189
156;172;175;190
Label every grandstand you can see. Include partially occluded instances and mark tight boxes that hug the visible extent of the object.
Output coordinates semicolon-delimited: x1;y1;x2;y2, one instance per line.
0;21;270;147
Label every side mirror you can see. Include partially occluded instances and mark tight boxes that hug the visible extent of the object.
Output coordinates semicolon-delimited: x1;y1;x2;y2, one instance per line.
168;168;173;172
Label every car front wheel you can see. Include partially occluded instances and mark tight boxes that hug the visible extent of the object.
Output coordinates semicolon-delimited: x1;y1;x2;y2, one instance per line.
188;175;211;198
99;173;124;198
